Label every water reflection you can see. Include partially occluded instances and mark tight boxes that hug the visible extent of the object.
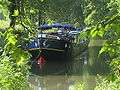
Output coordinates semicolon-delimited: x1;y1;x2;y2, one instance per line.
29;75;97;90
29;45;110;90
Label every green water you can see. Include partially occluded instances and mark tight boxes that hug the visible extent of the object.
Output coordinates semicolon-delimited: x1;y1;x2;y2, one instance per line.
29;45;110;90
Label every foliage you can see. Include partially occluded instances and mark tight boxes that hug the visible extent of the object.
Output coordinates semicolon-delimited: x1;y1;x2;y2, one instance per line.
0;56;29;90
0;0;10;20
84;0;120;89
109;57;120;80
78;31;88;40
85;0;120;75
95;76;120;90
0;0;33;89
74;82;86;90
0;27;31;89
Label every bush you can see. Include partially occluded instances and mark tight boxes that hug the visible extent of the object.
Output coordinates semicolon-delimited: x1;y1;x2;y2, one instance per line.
95;76;120;90
0;56;30;90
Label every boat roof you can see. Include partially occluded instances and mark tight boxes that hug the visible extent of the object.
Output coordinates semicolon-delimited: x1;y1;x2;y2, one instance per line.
39;23;81;31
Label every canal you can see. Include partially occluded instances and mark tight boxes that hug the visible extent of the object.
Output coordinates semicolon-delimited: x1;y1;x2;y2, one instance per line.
28;44;110;90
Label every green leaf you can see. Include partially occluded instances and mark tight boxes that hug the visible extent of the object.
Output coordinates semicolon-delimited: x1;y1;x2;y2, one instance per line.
16;56;25;66
99;46;107;55
84;10;96;25
7;35;17;45
41;0;44;2
79;31;87;40
91;30;98;37
98;30;104;37
90;25;99;38
30;9;35;14
12;9;19;16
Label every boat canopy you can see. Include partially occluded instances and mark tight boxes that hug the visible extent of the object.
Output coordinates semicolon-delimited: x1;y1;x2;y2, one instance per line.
39;23;81;31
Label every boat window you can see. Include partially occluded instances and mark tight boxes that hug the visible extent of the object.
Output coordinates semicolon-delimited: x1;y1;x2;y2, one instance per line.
43;39;65;49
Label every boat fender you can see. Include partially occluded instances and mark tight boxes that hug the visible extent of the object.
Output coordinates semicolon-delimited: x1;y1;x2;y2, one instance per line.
37;56;46;68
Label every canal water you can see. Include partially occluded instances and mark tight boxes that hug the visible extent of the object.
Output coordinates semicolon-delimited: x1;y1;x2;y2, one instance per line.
29;44;110;90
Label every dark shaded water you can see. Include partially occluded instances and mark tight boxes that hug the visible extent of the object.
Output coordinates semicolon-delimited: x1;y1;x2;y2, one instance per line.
29;45;110;90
